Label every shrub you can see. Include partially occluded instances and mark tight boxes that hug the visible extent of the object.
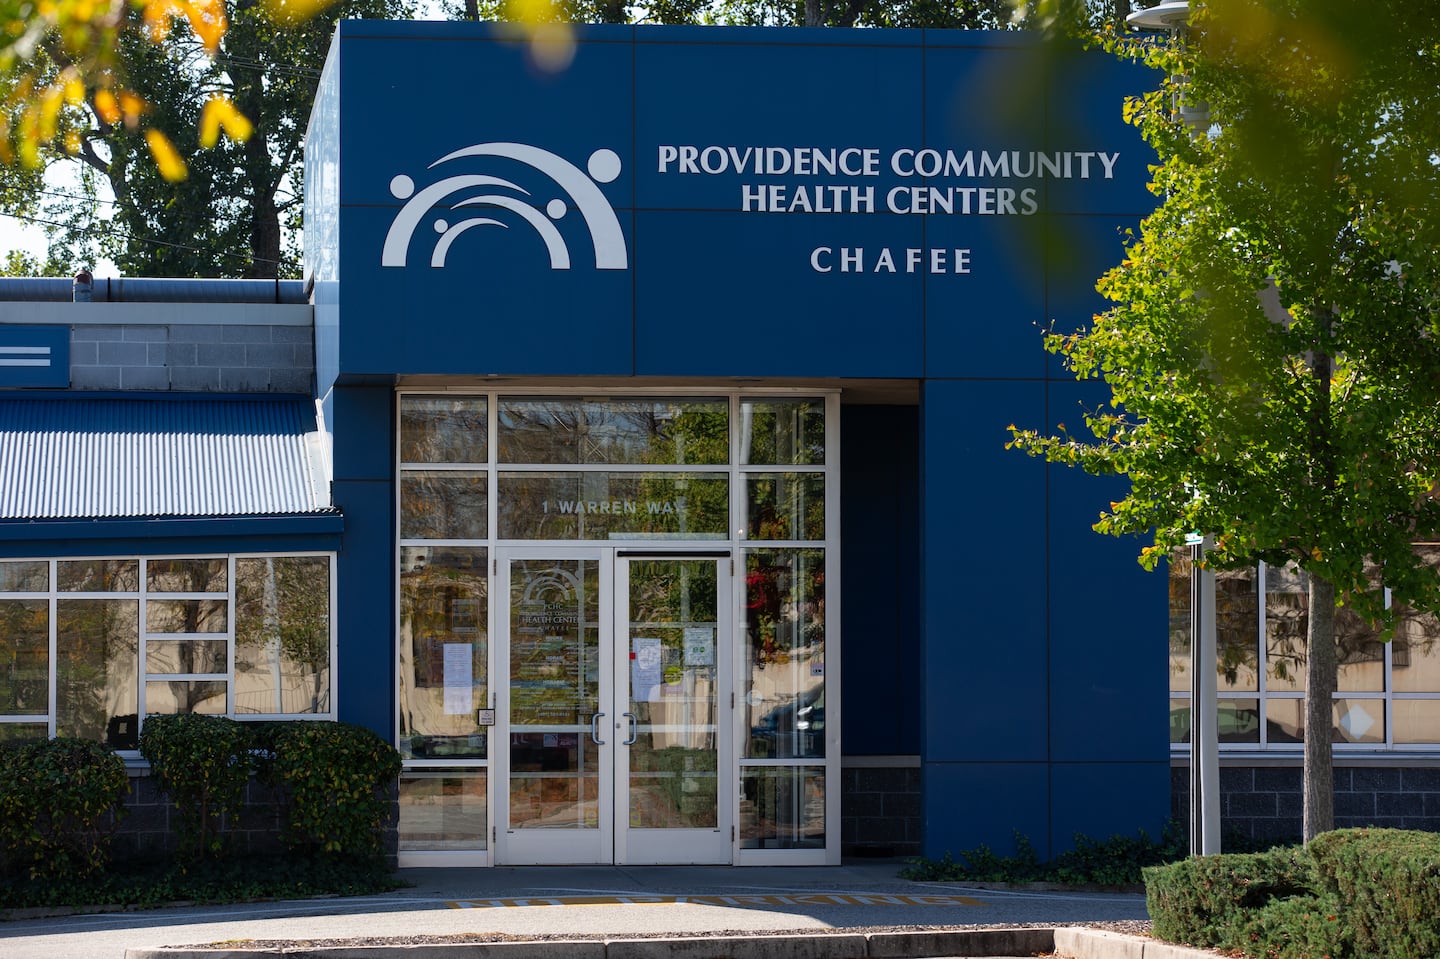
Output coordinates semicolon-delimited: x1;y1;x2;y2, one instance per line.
139;713;252;861
901;822;1185;887
1307;828;1440;959
1229;893;1354;959
270;722;402;860
0;738;128;880
1143;845;1314;947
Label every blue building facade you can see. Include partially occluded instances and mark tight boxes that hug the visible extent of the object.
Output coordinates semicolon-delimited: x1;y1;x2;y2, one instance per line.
303;22;1169;866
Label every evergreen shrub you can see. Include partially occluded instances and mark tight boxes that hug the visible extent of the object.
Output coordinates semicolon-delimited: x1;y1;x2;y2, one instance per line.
138;713;251;860
270;721;401;860
0;738;128;880
1143;845;1314;947
1307;828;1440;959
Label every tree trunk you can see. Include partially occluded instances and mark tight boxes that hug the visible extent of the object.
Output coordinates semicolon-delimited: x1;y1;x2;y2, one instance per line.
1303;572;1337;842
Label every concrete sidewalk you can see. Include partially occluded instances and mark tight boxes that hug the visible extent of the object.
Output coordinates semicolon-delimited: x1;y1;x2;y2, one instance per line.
0;863;1218;959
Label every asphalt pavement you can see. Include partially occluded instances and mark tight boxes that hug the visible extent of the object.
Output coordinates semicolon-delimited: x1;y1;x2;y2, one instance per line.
0;862;1206;959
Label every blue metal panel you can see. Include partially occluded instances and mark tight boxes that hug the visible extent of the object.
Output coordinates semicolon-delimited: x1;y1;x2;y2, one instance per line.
923;761;1050;860
0;515;342;555
1049;762;1170;854
0;396;329;519
921;380;1048;764
0;325;69;388
1044;215;1138;379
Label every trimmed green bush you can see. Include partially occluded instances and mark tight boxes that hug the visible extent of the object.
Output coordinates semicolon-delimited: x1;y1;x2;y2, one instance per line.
270;722;401;860
1308;828;1440;959
0;738;128;880
139;713;251;860
901;823;1184;887
1230;893;1353;959
1143;845;1314;947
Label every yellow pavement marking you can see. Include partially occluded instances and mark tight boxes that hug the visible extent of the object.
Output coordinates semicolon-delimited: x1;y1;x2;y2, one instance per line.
448;893;985;909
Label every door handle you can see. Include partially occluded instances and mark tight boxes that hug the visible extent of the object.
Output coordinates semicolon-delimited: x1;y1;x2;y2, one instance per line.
590;712;606;745
622;711;638;746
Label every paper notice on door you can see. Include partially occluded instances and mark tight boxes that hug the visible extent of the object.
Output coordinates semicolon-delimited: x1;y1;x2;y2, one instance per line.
684;627;714;666
632;636;662;701
443;642;473;714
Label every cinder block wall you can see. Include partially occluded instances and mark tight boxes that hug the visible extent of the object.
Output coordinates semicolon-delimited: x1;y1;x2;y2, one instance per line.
841;762;922;858
71;324;313;393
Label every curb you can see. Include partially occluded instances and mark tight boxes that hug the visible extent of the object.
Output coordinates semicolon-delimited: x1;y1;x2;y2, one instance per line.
124;928;1228;959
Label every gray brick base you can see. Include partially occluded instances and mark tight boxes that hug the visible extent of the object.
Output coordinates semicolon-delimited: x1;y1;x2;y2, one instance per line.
1171;763;1440;844
841;762;922;858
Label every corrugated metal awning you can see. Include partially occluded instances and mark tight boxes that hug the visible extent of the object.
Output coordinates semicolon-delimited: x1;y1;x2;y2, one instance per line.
0;396;333;520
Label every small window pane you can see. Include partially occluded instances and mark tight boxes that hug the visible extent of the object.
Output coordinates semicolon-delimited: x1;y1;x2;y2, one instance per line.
0;561;47;592
401;472;488;540
1266;566;1307;692
0;723;48;744
498;471;729;540
498;397;729;465
400;547;487;758
147;559;226;593
147;599;227;634
1169;558;1260;694
1218;698;1262;743
740;399;825;466
146;640;227;675
744;549;825;760
1333;698;1384;745
740;766;824;849
146;681;227;716
58;559;138;592
400;771;489;850
234;557;332;715
56;599;139;748
1392;610;1440;693
1266;698;1304;744
0;600;48;715
1393;700;1440;744
400;396;488;464
1336;605;1386;693
746;473;824;541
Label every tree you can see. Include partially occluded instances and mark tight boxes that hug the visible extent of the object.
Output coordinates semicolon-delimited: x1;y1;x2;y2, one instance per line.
31;0;410;278
1010;0;1440;843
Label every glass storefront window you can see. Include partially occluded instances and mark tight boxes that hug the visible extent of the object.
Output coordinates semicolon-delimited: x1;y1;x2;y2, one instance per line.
146;600;227;634
147;559;227;593
1394;700;1440;744
0;600;47;715
740;766;825;849
401;471;489;540
234;557;332;716
401;396;488;464
146;640;227;674
740;399;825;466
146;680;227;715
744;549;825;760
400;771;489;850
498;397;729;466
497;471;729;540
56;599;139;747
0;561;47;593
58;559;138;592
745;473;824;542
399;546;489;759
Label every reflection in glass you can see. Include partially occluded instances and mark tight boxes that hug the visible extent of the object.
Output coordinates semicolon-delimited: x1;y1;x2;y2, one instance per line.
146;640;227;675
0;722;47;744
56;600;138;747
400;771;489;850
401;472;488;540
234;557;331;715
400;547;488;759
401;396;488;464
498;397;728;466
1266;698;1304;743
0;561;48;592
146;680;227;716
58;559;138;592
739;399;825;466
1391;607;1440;694
1333;698;1384;744
146;600;227;634
146;559;226;593
508;559;599;830
0;600;48;715
498;472;729;540
1266;566;1307;691
627;559;719;830
744;550;825;760
1167;555;1259;695
740;766;824;849
746;474;824;542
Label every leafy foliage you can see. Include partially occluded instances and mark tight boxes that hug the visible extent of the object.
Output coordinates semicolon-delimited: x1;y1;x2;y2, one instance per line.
901;822;1186;886
269;722;402;860
138;713;251;861
0;738;128;881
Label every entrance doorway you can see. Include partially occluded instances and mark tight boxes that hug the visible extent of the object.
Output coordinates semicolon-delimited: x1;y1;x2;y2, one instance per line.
496;548;732;864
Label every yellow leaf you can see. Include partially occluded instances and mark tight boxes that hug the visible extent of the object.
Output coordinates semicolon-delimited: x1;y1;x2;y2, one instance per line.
119;92;148;125
94;89;121;125
199;95;251;147
145;128;187;181
262;0;338;26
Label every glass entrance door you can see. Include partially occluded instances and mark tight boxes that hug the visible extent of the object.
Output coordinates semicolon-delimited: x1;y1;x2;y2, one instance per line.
496;549;730;865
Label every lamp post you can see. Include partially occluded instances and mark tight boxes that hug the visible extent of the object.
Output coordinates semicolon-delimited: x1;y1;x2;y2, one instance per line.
1126;0;1221;858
